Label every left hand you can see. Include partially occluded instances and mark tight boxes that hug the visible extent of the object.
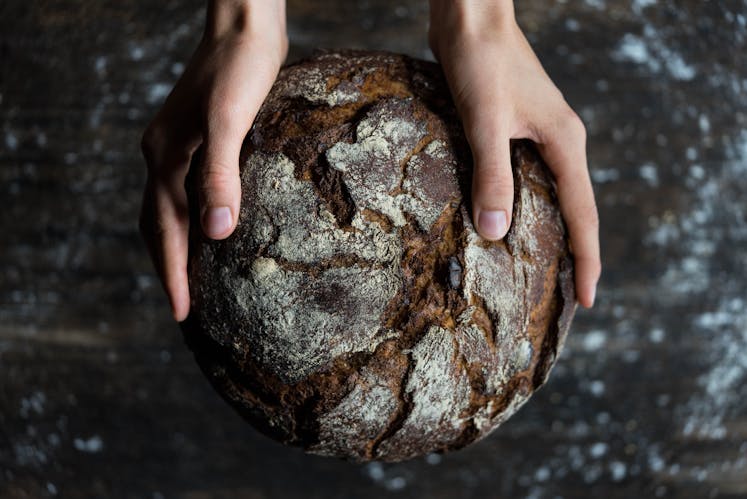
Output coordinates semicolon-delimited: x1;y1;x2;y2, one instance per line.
429;0;601;308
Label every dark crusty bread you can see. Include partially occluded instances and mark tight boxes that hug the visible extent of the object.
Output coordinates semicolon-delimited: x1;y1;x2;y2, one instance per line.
182;50;576;462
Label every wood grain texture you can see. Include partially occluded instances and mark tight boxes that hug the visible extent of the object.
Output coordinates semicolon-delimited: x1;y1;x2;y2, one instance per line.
1;0;746;498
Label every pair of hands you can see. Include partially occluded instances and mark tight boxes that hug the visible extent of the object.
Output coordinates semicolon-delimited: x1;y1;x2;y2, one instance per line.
140;0;601;322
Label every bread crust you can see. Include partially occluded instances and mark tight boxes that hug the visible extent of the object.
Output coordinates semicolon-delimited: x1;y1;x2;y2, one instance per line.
182;50;576;462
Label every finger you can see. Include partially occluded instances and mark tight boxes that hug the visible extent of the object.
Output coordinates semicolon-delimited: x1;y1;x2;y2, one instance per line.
154;175;191;321
465;121;514;241
139;182;161;276
199;122;243;240
199;54;279;240
141;124;195;321
537;114;601;308
140;169;191;322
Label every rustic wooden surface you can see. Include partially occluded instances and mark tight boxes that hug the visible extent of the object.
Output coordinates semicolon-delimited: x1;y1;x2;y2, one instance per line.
1;0;746;498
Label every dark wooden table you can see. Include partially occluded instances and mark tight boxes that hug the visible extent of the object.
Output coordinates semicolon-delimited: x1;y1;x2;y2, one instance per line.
1;1;746;498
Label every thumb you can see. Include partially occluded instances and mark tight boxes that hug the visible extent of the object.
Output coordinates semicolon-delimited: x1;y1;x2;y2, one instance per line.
199;112;247;240
468;127;514;241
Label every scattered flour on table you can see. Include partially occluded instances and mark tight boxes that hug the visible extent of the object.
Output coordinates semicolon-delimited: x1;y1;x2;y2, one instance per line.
613;25;696;81
643;126;747;481
73;435;104;453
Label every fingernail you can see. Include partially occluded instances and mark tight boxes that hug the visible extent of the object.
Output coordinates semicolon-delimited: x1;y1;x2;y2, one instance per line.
589;286;597;308
203;206;232;238
478;210;507;240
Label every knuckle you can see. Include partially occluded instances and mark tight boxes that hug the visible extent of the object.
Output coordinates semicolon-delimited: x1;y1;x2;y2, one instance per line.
474;164;513;195
201;159;236;178
545;107;586;146
141;128;194;180
578;202;600;231
587;205;600;230
591;259;602;279
575;204;599;237
278;33;289;60
569;207;601;278
582;256;602;282
561;108;587;142
200;164;237;195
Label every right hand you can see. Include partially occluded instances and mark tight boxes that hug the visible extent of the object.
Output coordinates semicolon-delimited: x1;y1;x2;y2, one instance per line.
139;0;288;321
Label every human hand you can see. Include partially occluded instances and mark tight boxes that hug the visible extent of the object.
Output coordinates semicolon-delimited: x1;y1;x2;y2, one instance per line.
140;0;287;321
429;0;601;307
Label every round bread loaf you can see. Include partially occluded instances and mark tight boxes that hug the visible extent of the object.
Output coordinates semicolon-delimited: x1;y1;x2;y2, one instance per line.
182;50;576;462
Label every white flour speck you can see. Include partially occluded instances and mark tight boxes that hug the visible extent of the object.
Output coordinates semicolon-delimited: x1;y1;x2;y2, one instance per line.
584;463;604;483
591;168;620;183
615;34;651;65
639;163;659;187
385;476;407;491
589;442;609;458
665;53;697;80
130;45;145;60
649;328;665;343
584;0;606;9
648;447;665;472
582;330;607;351
565;19;580;31
632;0;656;13
147;83;171;105
73;435;104;453
589;380;606;397
5;131;19;151
689;164;705;180
699;115;711;133
170;62;185;76
534;466;551;482
19;391;46;418
610;461;627;481
94;55;107;75
366;462;385;481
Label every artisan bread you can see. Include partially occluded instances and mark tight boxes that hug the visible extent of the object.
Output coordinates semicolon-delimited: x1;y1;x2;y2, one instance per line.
182;50;576;462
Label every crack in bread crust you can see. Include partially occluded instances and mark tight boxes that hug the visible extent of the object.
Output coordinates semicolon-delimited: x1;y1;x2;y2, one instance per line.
183;50;576;463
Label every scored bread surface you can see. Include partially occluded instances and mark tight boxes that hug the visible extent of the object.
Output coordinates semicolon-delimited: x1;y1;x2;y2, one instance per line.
183;50;576;462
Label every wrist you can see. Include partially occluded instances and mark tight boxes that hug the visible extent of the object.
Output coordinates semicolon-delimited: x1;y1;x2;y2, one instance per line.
428;1;517;61
429;0;516;42
205;0;286;42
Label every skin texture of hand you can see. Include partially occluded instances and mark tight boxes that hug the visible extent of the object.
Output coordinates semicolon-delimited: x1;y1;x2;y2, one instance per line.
429;0;601;307
140;0;287;321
